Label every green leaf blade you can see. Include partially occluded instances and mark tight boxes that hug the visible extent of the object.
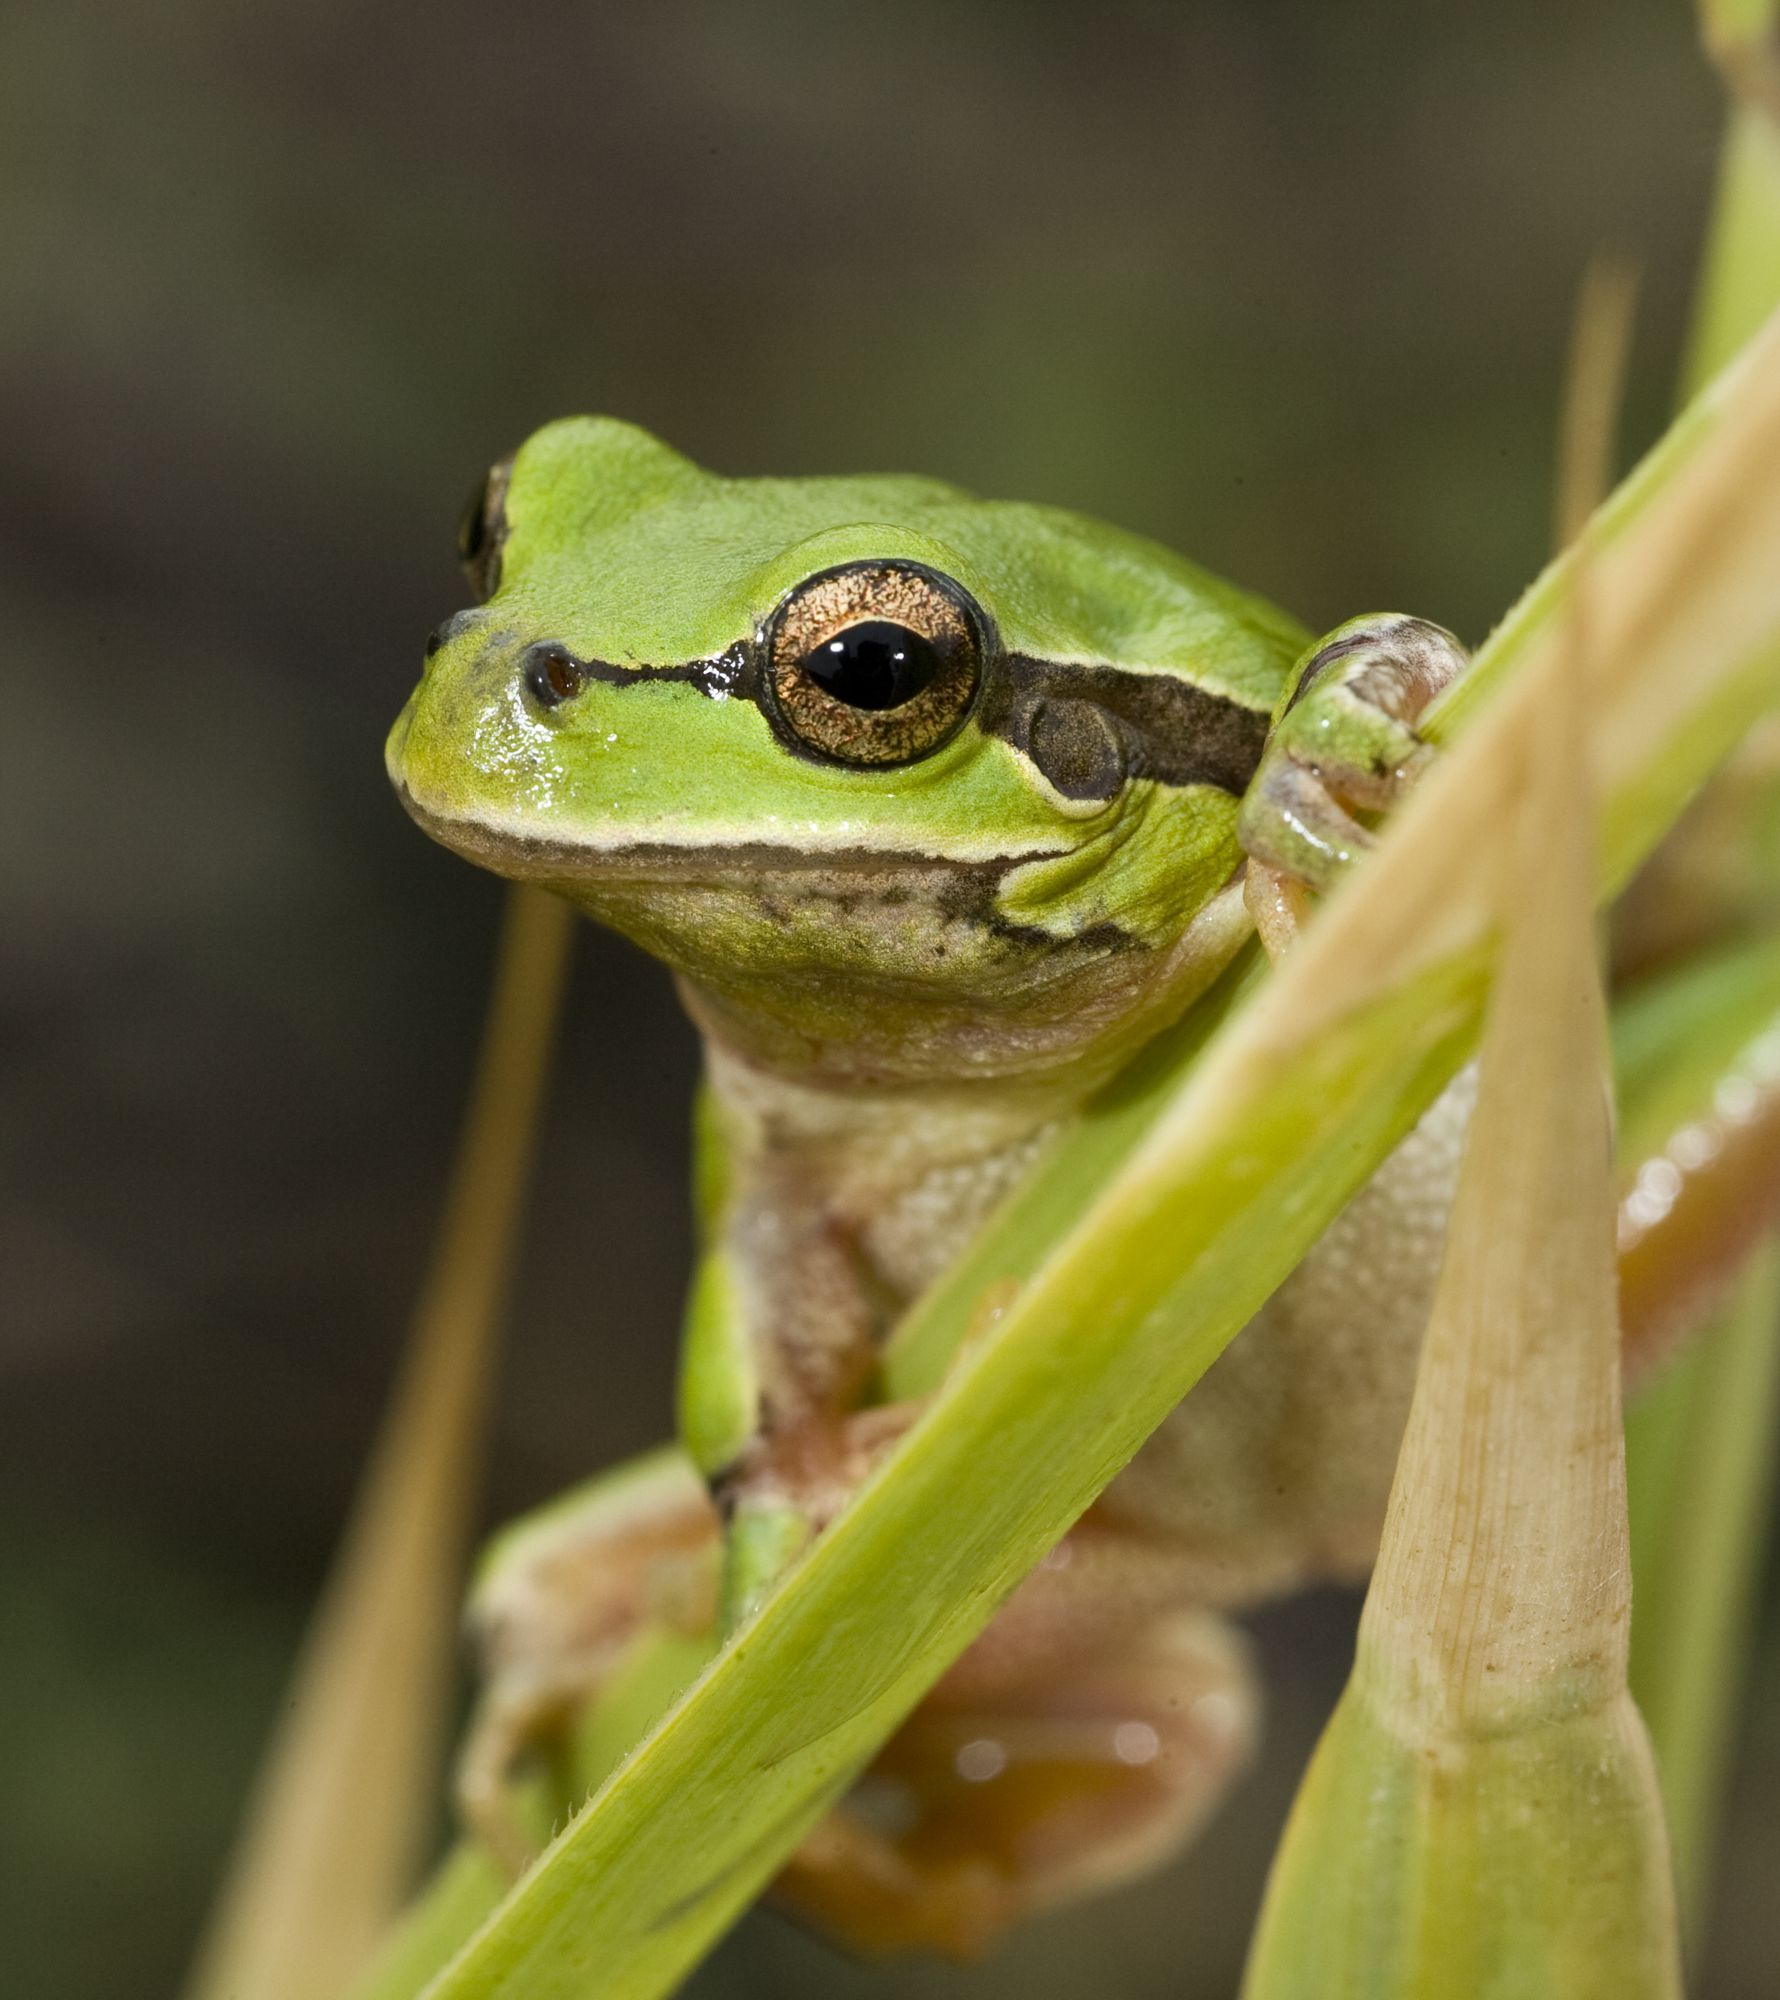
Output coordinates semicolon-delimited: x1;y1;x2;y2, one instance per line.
370;303;1780;2000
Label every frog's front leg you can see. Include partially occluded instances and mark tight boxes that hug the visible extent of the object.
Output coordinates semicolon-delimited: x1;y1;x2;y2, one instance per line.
683;1161;889;1626
1239;614;1468;957
457;1145;907;1870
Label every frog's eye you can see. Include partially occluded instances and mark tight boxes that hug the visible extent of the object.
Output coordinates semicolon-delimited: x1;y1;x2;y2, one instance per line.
766;561;984;767
457;455;513;602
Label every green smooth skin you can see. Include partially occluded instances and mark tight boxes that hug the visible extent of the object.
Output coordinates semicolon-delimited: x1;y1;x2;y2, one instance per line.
391;419;1300;847
388;420;1309;1060
360;325;1780;1992
389;421;1412;1516
385;414;1763;1655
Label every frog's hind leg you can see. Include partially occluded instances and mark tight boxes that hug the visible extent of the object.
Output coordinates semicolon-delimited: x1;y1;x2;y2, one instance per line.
773;1531;1258;1960
1613;931;1780;1384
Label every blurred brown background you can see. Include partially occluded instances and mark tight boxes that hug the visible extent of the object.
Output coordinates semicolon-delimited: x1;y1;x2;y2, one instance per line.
2;1;1774;1994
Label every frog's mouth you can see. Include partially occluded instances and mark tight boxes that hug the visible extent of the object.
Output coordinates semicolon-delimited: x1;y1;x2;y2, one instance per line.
386;777;1161;977
394;773;1065;894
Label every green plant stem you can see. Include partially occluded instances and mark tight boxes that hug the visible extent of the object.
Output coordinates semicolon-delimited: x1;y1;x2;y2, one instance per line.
1627;1246;1780;1922
1621;23;1780;1937
342;299;1780;2000
1684;112;1780;391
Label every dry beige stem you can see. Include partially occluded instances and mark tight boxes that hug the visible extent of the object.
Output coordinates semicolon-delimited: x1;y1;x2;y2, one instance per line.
1243;270;1682;2000
1364;262;1635;1730
1362;701;1628;1730
183;887;574;2000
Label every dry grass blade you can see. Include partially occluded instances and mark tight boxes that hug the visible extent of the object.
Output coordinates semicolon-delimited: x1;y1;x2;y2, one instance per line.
1697;0;1780;120
1556;257;1639;551
183;886;574;2000
1243;267;1679;1999
346;310;1780;2000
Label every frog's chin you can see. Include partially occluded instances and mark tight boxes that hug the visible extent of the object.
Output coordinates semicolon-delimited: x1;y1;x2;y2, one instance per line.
393;780;1249;1096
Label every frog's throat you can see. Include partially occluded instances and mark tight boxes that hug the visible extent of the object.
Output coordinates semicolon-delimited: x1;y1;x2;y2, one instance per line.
659;861;1250;1100
673;892;1247;1103
398;783;1251;1094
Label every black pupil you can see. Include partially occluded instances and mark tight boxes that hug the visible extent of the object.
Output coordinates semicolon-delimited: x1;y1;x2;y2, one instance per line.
804;620;940;711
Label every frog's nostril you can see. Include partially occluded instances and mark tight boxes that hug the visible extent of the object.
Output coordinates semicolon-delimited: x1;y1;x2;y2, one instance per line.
424;609;482;660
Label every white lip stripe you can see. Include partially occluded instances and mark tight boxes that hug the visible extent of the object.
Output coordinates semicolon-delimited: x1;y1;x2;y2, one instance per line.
405;790;1065;867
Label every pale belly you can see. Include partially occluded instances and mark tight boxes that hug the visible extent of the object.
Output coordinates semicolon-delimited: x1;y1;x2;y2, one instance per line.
772;1048;1476;1618
1096;1065;1478;1605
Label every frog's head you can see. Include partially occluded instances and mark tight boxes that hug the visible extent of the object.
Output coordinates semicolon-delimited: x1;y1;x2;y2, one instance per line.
389;418;1304;1086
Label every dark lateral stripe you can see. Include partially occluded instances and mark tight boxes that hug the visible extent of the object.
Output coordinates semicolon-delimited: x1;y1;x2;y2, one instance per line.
509;631;1269;795
521;638;751;705
982;655;1270;797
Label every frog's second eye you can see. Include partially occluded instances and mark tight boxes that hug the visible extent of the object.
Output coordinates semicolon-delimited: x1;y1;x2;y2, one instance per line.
766;561;984;767
456;455;513;602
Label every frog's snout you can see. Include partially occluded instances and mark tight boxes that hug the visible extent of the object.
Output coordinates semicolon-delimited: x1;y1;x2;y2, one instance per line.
388;606;493;802
383;687;416;787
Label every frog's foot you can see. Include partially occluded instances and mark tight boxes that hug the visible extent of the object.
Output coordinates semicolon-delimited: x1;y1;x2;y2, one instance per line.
456;1451;719;1876
1239;614;1468;958
773;1599;1257;1959
1614;939;1780;1383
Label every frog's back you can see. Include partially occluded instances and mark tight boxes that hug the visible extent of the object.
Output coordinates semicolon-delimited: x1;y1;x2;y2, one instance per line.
503;416;1306;708
725;475;1306;712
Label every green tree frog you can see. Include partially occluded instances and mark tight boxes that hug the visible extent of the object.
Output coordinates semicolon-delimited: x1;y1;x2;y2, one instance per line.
385;417;1559;1955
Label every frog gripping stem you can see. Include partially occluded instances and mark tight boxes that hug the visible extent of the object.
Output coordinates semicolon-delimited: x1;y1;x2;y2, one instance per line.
1238;614;1469;957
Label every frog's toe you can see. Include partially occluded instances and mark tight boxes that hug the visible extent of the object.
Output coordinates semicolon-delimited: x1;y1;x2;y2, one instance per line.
455;1686;560;1879
1238;614;1467;955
